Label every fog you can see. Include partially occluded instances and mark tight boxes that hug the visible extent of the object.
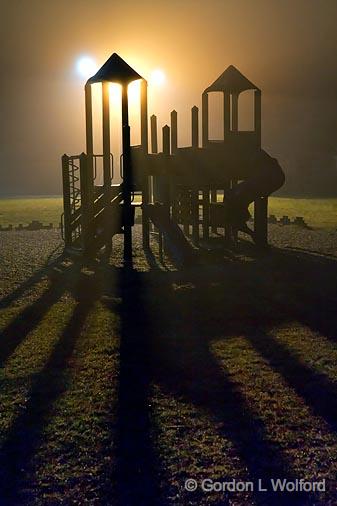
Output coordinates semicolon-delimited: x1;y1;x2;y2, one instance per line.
1;0;336;195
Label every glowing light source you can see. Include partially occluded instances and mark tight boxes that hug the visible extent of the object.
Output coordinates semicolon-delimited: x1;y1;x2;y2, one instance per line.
150;69;166;86
76;56;97;79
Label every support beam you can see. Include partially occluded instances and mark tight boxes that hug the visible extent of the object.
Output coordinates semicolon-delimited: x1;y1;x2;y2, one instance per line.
223;91;230;137
254;89;262;146
202;92;209;147
102;82;111;187
140;79;148;152
122;85;132;265
85;84;93;157
232;92;239;132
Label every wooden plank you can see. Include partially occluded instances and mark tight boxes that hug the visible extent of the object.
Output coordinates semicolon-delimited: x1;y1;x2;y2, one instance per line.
202;92;209;147
140;79;148;152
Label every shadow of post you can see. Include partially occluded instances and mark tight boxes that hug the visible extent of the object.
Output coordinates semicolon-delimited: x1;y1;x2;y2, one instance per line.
0;270;99;505
113;268;161;506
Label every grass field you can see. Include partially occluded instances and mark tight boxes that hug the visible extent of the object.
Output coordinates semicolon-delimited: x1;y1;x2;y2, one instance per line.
0;195;336;229
0;228;336;505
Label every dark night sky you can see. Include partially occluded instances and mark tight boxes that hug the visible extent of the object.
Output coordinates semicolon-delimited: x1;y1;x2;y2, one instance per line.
1;0;336;195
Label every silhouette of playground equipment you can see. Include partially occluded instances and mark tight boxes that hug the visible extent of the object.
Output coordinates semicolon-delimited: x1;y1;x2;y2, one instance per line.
61;53;285;263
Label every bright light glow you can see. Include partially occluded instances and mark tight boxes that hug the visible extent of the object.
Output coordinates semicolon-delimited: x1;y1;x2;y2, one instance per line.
76;56;97;79
150;69;166;86
128;80;141;104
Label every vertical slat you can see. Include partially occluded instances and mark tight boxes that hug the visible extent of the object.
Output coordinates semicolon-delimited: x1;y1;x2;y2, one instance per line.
85;83;94;156
62;154;72;248
202;92;209;147
223;91;230;137
232;92;239;132
191;105;199;148
141;81;150;250
183;189;189;235
223;181;232;243
150;114;158;154
162;125;171;252
170;110;178;154
254;89;262;146
211;188;217;233
162;124;170;155
140;79;148;152
102;82;111;187
202;187;210;240
85;82;95;190
122;85;132;264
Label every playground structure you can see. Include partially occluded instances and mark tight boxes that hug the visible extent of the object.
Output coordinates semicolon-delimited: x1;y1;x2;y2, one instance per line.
61;53;285;263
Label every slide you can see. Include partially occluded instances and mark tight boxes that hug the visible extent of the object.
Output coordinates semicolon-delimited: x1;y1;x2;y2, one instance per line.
146;203;196;265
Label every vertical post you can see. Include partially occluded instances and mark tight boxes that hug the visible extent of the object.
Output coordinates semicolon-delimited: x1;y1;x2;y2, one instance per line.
150;114;158;154
170;110;178;154
122;84;132;265
202;92;209;147
254;197;268;247
62;154;72;248
162;125;171;252
211;188;217;233
162;124;170;155
223;91;230;137
102;82;111;188
140;79;150;249
85;82;95;205
162;125;171;207
85;83;94;157
232;92;239;132
102;81;112;255
202;187;210;240
191;106;199;148
140;79;148;152
183;189;190;235
223;181;232;243
254;89;262;146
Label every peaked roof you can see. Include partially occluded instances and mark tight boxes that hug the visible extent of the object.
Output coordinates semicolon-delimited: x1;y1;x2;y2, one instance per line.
87;53;143;85
205;65;259;93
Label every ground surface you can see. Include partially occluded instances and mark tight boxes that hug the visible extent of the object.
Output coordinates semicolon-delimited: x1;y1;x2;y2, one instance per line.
0;225;337;505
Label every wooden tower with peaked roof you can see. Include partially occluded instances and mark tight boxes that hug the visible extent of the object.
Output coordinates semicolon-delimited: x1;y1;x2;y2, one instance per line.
61;54;284;265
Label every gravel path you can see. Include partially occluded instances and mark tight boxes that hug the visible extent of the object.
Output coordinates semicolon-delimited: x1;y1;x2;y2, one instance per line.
1;225;336;302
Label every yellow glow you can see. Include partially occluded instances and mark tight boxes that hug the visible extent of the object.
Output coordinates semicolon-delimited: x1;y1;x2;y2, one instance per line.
150;69;166;86
109;83;122;107
128;80;141;105
76;56;97;79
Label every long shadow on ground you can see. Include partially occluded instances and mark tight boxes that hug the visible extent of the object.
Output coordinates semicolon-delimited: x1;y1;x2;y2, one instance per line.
1;244;336;505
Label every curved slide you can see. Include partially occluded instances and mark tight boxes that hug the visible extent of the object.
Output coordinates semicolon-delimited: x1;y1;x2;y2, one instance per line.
146;203;195;265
